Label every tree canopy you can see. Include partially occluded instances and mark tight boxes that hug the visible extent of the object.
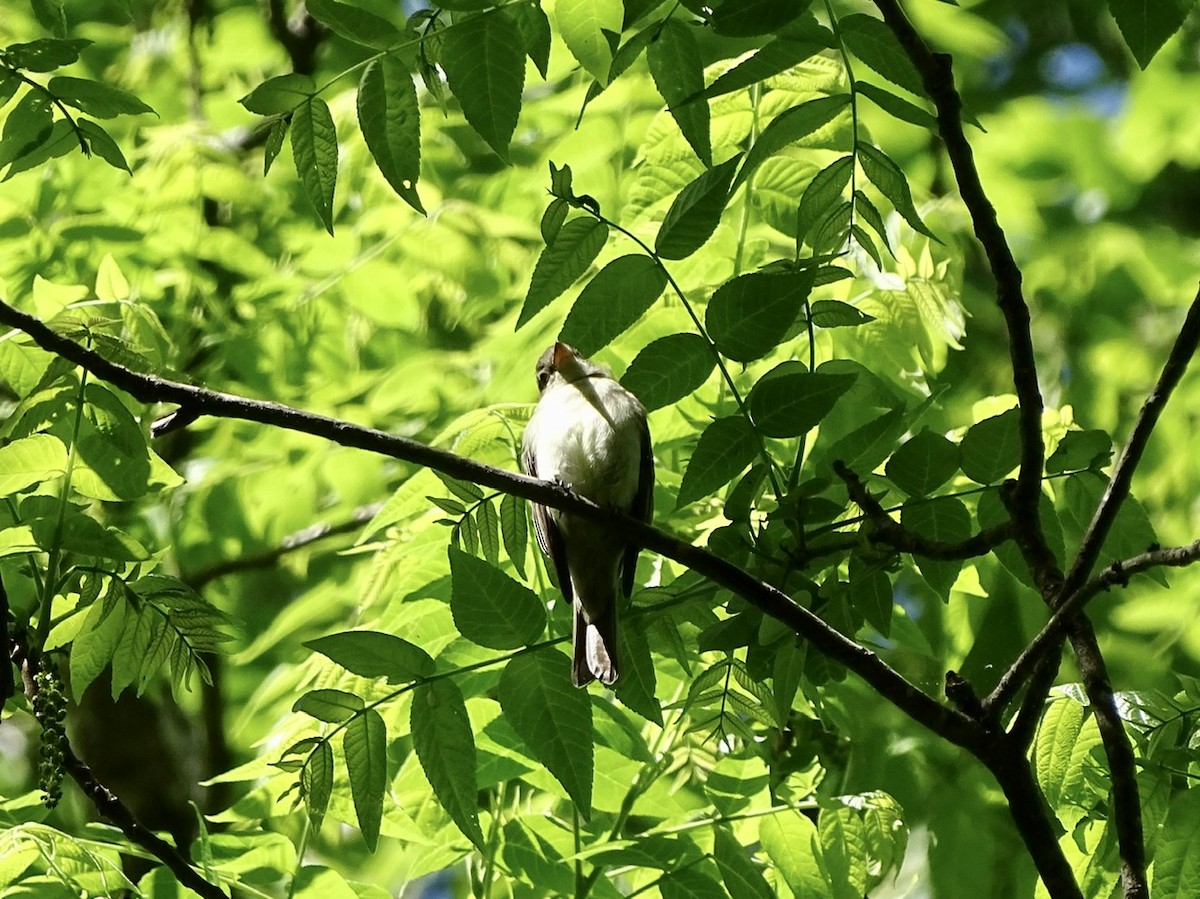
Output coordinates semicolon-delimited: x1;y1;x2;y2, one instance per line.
1;1;1199;898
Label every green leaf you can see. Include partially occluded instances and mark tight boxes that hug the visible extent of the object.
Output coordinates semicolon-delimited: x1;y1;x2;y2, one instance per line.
855;81;937;131
706;270;814;362
509;3;552;78
713;826;774;899
0;433;68;496
0;90;54;169
477;499;500;563
899;497;971;598
357;56;424;215
411;679;485;849
849;555;893;636
857;142;937;239
559;255;668;356
549;0;621;83
647;19;711;166
712;0;809;37
1151;787;1200;898
292;97;338;234
761;811;826;896
344;709;387;851
676;415;760;509
2;117;74;177
70;594;127;699
500;491;529;579
263;117;288;174
301;741;334;832
31;0;69;38
885;429;959;497
306;0;402;49
819;802;869;897
735;94;851;190
796;155;854;244
748;364;857;438
839;14;925;98
292;689;364;723
857;216;889;266
304;630;435;682
656;155;741;260
852;189;893;257
687;38;824;104
441;10;525;163
0;526;38;559
498;650;593;814
613;619;662;725
540;197;569;245
519;218;609;327
1047;429;1112;475
1033;697;1088;808
448;545;546;649
78;118;130;173
1;38;91;72
1109;0;1193;69
809;299;876;328
73;383;152;501
240;73;314;115
977;489;1064;588
31;510;148;561
48;76;155;119
620;332;715;412
960;408;1021;484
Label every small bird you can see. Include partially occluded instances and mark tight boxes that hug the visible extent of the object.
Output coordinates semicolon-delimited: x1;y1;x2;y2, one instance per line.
521;343;653;686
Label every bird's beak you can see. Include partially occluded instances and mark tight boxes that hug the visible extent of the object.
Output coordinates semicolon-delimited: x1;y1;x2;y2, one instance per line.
553;342;575;368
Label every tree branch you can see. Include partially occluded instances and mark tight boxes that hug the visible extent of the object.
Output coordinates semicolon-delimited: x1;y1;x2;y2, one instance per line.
1060;287;1200;603
185;501;384;589
871;0;1049;544
990;540;1200;718
0;298;988;753
834;461;1013;559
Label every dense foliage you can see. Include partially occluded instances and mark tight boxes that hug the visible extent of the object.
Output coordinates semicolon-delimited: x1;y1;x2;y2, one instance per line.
1;1;1199;897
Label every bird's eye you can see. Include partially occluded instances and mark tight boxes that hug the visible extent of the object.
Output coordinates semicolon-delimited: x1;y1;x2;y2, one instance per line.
536;368;550;390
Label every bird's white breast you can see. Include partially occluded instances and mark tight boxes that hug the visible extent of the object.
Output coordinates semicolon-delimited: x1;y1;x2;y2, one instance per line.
526;377;643;510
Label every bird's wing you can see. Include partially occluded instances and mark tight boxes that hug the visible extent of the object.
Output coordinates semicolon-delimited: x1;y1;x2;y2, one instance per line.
621;416;654;597
521;441;574;603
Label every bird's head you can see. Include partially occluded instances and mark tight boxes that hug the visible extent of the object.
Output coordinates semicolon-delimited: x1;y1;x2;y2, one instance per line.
535;342;610;392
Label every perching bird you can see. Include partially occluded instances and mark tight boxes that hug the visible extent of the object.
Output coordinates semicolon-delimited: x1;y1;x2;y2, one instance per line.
521;343;653;686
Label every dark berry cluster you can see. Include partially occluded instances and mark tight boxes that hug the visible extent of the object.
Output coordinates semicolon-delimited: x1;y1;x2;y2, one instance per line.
32;667;67;808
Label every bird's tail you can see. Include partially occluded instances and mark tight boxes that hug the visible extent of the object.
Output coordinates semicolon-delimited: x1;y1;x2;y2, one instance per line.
572;598;618;687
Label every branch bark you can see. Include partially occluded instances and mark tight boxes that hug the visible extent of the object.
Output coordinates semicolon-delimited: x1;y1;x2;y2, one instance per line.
0;298;988;753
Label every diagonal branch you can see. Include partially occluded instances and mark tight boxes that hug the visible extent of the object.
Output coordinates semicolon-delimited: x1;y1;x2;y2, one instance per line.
990;539;1200;718
834;461;1013;559
0;298;988;753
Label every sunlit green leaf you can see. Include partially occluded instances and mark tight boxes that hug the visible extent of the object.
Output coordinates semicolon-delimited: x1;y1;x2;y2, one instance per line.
306;0;402;49
358;56;423;214
647;19;711;166
620;332;715;411
240;73;314;115
304;630;435;682
301;741;334;832
519;217;609;327
441;10;525;163
449;545;546;649
676;415;760;508
499;650;593;814
549;0;621;83
657;155;741;259
706;270;814;362
559;254;667;355
735;94;850;190
0;433;68;496
292;96;338;234
344;709;387;851
412;679;485;849
293;689;364;723
48;76;155;118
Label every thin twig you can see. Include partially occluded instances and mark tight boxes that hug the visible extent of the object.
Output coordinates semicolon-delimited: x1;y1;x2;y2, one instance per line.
186;502;384;589
0;298;987;752
834;461;1012;560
